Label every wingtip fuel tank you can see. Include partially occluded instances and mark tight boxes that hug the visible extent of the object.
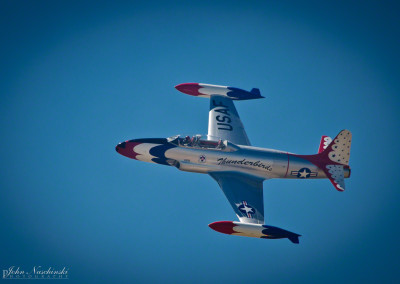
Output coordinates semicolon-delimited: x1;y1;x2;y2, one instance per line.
209;221;301;244
175;83;264;100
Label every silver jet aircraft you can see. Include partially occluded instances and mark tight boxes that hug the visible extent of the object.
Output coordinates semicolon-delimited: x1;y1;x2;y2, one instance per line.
116;83;352;244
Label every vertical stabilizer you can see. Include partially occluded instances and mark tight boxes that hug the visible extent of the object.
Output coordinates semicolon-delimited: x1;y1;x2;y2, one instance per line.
250;88;261;96
318;136;332;153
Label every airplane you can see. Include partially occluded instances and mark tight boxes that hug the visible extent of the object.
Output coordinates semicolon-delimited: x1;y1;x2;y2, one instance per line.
115;83;352;244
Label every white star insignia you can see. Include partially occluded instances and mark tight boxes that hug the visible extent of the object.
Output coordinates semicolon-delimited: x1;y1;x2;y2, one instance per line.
299;169;309;178
241;205;254;214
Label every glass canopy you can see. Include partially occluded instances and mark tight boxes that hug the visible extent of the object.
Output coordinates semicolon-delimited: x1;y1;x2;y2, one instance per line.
167;134;238;151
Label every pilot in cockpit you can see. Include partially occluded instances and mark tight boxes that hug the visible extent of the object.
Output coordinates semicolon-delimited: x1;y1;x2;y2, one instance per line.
184;136;191;145
217;139;223;149
190;136;197;146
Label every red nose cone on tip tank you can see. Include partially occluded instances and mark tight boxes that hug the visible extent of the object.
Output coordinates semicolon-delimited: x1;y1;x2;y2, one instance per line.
208;221;237;235
175;83;202;96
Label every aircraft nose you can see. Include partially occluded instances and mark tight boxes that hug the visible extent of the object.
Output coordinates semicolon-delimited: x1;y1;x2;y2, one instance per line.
115;140;142;159
115;141;133;158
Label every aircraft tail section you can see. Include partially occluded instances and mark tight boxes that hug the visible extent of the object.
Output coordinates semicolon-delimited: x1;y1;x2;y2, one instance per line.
296;130;352;191
320;130;352;191
319;130;352;191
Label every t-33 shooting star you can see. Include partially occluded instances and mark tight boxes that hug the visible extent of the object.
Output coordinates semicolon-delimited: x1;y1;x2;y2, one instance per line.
116;83;352;244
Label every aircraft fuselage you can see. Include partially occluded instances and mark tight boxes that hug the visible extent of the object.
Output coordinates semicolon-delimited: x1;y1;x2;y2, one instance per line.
115;137;350;181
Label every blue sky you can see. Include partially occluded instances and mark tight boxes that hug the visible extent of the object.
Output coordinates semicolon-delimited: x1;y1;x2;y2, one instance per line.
1;1;399;283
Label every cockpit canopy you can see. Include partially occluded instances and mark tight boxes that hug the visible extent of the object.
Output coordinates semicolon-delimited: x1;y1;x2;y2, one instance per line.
167;134;238;152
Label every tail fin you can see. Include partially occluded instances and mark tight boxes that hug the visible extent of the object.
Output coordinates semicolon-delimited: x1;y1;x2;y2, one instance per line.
288;234;301;244
298;130;352;192
250;88;261;96
318;136;332;154
321;130;352;191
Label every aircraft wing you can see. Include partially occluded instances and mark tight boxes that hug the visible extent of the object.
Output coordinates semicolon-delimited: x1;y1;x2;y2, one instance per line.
208;95;251;146
209;172;264;224
175;83;264;146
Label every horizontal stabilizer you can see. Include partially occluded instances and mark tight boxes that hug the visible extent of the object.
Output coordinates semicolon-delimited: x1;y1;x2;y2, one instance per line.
322;130;352;165
325;165;346;191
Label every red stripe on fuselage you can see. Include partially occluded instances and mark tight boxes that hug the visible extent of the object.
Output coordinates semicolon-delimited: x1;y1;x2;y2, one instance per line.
284;153;290;178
